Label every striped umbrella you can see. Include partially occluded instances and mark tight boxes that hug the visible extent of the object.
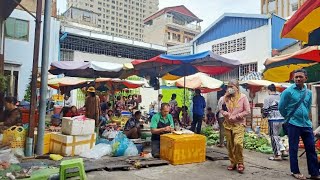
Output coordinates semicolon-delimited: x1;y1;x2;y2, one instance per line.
281;0;320;43
263;46;320;82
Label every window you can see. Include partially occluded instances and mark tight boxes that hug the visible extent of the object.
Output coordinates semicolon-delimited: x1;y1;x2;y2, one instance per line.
240;63;257;76
212;37;246;55
60;50;74;61
292;3;298;11
5;18;29;41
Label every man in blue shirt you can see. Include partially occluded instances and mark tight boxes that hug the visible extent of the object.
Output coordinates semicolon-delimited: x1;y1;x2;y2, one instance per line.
279;69;320;180
191;89;206;134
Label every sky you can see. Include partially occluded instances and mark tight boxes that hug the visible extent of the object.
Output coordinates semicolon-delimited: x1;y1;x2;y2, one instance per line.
57;0;261;29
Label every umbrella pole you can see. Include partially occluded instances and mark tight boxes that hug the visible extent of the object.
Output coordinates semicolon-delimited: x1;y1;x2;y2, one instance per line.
184;76;186;108
183;76;186;126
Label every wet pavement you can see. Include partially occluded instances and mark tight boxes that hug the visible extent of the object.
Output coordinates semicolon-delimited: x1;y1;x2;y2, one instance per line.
87;146;311;180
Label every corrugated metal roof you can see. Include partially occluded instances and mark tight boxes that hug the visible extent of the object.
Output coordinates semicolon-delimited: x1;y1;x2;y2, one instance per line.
271;14;297;50
193;13;269;45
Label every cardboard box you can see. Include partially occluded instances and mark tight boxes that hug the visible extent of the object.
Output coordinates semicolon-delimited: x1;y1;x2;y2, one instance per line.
50;133;96;156
62;117;95;135
252;107;262;117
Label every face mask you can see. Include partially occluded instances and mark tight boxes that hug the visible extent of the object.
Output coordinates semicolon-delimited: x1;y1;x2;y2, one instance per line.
227;88;235;95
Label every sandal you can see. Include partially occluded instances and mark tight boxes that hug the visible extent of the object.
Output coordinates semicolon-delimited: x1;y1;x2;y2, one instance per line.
227;164;236;171
291;173;306;180
237;163;245;173
217;144;225;148
268;156;282;161
281;151;289;158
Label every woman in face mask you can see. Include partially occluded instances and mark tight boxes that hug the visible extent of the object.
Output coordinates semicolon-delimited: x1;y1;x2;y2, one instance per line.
219;79;250;174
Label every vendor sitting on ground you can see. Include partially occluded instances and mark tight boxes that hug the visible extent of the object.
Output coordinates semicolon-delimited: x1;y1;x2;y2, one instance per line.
124;111;142;139
65;106;80;117
0;97;22;132
151;103;174;158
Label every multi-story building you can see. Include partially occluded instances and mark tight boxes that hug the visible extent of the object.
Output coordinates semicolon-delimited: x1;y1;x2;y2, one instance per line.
261;0;307;18
60;6;102;32
143;5;202;47
66;0;159;41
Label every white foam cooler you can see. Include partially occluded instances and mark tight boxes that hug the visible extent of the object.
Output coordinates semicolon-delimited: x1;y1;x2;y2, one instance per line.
62;117;95;135
50;132;96;156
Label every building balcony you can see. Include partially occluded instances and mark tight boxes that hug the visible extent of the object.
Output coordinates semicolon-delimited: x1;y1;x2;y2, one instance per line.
165;18;201;33
164;37;185;45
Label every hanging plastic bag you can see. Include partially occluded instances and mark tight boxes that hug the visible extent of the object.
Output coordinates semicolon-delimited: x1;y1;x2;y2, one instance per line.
80;144;112;159
124;142;138;156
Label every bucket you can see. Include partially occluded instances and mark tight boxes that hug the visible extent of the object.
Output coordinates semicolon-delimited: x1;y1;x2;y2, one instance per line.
135;143;143;154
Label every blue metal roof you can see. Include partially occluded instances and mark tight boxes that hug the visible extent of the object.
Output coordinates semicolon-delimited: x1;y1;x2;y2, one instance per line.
271;14;297;50
194;13;269;46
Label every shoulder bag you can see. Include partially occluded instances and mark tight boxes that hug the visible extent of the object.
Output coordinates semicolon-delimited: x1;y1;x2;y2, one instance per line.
280;90;307;136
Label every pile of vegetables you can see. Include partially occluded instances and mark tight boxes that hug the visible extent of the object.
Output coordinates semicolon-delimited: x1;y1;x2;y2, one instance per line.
201;126;220;146
244;132;273;154
201;126;273;154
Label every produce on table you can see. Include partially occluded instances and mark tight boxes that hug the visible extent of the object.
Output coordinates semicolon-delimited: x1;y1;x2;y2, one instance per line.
201;126;273;154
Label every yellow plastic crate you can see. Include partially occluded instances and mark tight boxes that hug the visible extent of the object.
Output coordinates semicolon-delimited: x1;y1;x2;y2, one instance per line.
34;131;51;154
160;134;206;165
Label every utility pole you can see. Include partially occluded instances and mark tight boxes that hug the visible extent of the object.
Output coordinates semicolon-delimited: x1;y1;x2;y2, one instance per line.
37;0;51;155
25;0;42;157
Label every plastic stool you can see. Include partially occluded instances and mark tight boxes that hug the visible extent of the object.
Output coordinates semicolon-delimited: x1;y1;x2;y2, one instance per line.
59;158;87;180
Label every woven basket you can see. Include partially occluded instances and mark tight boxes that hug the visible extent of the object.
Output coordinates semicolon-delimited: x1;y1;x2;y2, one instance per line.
3;126;26;148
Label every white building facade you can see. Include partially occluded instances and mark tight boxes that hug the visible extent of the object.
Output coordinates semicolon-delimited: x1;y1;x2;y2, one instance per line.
4;9;60;100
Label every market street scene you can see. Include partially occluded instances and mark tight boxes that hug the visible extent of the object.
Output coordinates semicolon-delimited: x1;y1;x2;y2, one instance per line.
1;0;320;179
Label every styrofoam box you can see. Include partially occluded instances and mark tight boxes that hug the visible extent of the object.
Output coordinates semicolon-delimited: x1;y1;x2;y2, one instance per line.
62;117;95;135
252;107;262;117
50;132;96;156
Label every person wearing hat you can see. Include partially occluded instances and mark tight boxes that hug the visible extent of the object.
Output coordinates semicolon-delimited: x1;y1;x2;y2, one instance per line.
219;79;250;173
85;87;101;126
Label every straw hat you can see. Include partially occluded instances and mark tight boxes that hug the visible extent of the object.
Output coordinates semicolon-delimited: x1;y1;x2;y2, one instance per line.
87;86;96;93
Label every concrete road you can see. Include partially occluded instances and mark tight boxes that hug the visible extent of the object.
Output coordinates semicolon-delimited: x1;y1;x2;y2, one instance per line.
87;146;311;180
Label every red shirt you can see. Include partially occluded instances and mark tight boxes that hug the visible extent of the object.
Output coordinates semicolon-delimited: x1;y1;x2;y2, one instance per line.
65;111;80;117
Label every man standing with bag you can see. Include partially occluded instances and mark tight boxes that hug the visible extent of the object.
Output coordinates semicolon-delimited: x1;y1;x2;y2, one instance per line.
279;69;320;180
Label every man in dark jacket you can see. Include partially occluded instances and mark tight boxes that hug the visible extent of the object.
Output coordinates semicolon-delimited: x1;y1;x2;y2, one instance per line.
191;89;206;134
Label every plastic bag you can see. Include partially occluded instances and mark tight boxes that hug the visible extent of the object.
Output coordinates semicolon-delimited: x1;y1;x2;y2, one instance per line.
124;142;138;156
102;129;118;139
111;132;131;156
0;148;19;164
80;144;112;159
213;121;219;130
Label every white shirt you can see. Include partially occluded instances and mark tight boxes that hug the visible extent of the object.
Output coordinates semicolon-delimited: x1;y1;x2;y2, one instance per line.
153;100;162;113
64;97;73;107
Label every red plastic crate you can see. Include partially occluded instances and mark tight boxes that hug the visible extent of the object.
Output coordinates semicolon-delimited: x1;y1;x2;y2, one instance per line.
20;108;39;124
